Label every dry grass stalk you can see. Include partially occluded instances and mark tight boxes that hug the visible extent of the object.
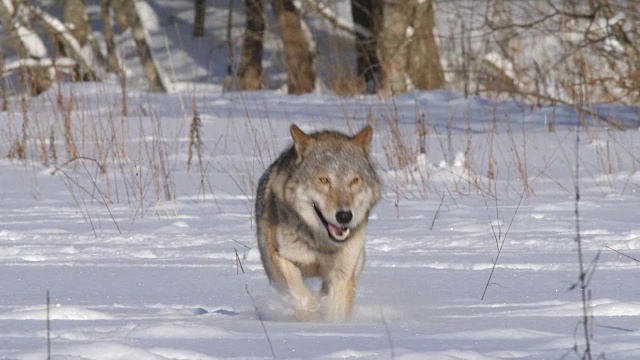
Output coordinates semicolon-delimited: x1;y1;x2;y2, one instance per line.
62;96;78;160
187;104;204;172
49;126;58;164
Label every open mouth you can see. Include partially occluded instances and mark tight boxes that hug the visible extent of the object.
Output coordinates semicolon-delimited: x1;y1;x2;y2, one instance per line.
313;203;350;242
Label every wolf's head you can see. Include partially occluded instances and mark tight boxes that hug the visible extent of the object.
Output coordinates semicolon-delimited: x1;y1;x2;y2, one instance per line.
284;124;382;244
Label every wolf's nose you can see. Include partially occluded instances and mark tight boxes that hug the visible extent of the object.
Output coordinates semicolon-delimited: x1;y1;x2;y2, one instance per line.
335;210;353;224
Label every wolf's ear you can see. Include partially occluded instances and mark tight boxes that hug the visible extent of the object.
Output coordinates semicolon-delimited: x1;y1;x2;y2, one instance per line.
290;124;312;156
352;125;373;153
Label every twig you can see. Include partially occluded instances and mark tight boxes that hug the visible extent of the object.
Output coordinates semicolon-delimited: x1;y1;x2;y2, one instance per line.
380;311;395;360
481;192;524;301
573;110;593;360
58;173;98;237
52;158;122;235
246;285;276;359
235;248;245;274
78;159;122;235
233;238;252;250
46;290;51;360
596;324;634;332
51;156;106;175
604;246;639;263
480;191;500;251
429;191;445;230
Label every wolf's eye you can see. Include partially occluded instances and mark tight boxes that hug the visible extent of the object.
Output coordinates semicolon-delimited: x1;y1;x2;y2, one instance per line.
318;176;330;185
349;177;360;186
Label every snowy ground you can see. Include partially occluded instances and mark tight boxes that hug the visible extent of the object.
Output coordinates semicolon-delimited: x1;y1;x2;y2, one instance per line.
0;85;639;359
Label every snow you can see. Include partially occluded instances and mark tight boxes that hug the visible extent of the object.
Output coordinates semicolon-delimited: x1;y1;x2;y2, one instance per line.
0;85;639;359
405;26;415;38
15;21;48;59
0;1;639;359
3;57;77;74
136;0;161;31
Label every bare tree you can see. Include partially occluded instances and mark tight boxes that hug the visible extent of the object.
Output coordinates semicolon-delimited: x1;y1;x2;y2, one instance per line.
193;0;206;37
270;0;316;94
237;0;266;90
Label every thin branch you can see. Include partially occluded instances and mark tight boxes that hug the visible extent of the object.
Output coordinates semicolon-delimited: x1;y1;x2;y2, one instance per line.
481;192;524;301
51;157;122;235
574;107;593;360
429;191;445;230
246;285;276;359
233;238;252;250
235;248;245;274
380;311;395;360
605;246;640;263
46;290;51;360
480;190;500;251
51;156;106;175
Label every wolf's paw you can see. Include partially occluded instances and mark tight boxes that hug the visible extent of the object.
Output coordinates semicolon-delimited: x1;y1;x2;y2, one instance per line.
294;307;316;322
292;294;320;322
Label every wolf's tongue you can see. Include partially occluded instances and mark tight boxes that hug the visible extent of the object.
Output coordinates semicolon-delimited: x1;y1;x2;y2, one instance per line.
328;223;342;235
327;223;349;240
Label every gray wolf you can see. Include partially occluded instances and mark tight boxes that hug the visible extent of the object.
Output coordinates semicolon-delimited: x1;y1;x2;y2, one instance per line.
255;124;381;322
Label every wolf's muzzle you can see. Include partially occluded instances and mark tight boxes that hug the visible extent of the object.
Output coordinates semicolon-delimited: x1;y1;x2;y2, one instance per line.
313;203;350;242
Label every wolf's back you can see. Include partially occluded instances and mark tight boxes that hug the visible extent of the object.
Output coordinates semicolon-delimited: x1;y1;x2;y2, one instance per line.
254;145;297;222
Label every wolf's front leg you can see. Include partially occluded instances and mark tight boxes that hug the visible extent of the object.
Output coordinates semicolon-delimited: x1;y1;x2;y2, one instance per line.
270;255;318;321
321;274;357;322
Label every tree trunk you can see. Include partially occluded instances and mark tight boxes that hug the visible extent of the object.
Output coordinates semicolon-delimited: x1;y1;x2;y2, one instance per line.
63;0;90;46
350;0;383;93
378;0;444;95
193;0;206;37
270;0;316;94
378;1;409;95
237;0;265;90
113;0;166;92
407;0;444;89
101;0;120;72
